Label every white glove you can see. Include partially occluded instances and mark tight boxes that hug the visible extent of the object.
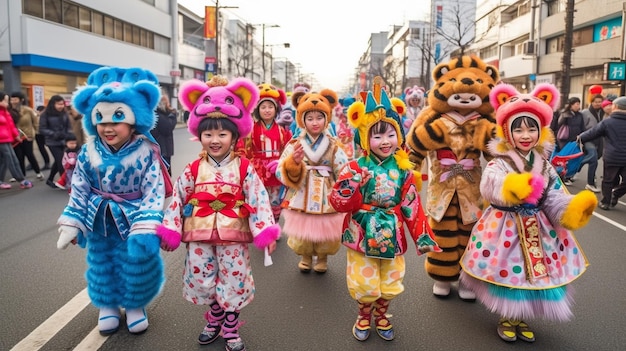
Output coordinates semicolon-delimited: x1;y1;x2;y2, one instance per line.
57;225;80;250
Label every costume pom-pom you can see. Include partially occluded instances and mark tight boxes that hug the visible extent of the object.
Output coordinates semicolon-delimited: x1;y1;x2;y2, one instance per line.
561;190;598;230
253;224;281;249
526;174;545;205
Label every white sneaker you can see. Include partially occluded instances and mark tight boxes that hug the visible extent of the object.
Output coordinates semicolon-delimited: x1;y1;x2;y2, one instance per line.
458;284;476;301
433;281;451;297
9;178;16;182
585;184;600;193
36;173;44;180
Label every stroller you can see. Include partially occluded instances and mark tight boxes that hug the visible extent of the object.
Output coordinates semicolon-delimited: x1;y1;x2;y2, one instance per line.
550;141;584;180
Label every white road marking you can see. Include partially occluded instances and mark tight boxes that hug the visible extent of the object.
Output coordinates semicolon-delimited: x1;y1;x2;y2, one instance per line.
10;289;92;351
593;209;626;231
73;327;108;351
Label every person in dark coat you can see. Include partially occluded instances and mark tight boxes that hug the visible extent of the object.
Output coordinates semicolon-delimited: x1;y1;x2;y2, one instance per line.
150;95;177;175
557;97;586;184
39;95;71;188
579;96;626;210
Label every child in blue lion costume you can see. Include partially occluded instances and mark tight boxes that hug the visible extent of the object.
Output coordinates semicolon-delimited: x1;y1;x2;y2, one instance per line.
56;66;167;335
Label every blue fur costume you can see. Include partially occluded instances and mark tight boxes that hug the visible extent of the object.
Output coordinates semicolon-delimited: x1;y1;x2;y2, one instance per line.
57;67;166;314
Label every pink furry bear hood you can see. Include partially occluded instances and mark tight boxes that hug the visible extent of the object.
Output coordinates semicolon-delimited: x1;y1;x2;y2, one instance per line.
179;76;260;138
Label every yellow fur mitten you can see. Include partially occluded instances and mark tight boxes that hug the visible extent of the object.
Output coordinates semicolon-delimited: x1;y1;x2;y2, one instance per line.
502;173;533;205
560;190;598;230
412;170;423;192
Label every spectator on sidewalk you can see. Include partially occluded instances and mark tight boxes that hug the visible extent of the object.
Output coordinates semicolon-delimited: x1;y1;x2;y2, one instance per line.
579;94;605;192
150;94;177;175
10;92;44;180
557;97;585;184
578;96;626;210
0;91;33;189
39;95;71;188
35;105;51;170
602;99;614;116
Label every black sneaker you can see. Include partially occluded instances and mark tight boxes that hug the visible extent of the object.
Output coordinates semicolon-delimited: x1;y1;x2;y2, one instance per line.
599;203;610;210
198;323;221;345
46;179;57;189
611;191;619;208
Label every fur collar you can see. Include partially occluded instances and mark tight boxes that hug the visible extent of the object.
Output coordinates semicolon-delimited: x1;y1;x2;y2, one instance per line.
301;134;330;163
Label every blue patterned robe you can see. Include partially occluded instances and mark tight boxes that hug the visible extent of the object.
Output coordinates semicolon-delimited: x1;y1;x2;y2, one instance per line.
57;135;166;309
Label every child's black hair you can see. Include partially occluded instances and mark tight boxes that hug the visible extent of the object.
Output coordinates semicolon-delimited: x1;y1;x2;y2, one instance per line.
510;116;540;130
368;121;395;137
196;117;240;141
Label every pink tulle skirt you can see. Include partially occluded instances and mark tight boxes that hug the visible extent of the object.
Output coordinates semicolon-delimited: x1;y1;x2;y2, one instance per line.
282;209;345;243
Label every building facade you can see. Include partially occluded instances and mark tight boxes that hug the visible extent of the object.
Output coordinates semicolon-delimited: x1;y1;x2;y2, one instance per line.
0;0;179;108
472;0;624;104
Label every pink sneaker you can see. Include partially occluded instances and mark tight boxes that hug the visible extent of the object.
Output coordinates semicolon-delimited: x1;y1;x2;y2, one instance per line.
0;182;11;190
20;180;33;189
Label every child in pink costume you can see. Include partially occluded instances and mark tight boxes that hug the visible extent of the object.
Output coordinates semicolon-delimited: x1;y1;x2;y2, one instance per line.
460;83;597;343
157;76;280;351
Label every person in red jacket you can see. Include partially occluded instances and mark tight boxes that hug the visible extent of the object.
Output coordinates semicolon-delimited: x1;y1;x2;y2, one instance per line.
0;91;33;189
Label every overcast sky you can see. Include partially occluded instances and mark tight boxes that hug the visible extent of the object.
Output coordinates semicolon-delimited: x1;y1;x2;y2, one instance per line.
178;0;430;92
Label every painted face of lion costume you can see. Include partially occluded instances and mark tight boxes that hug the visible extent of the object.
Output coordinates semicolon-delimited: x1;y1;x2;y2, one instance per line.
405;55;500;294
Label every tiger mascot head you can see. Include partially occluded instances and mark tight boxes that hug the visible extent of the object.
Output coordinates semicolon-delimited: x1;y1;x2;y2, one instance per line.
428;55;499;116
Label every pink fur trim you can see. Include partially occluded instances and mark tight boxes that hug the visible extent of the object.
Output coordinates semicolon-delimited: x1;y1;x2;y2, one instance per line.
489;84;519;111
525;173;545;205
156;225;181;251
253;224;281;249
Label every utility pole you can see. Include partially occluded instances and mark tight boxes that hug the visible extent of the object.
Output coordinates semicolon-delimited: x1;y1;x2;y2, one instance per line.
560;0;575;104
258;24;279;82
217;1;238;75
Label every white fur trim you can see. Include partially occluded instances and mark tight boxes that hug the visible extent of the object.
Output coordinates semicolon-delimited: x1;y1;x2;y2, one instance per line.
301;134;330;163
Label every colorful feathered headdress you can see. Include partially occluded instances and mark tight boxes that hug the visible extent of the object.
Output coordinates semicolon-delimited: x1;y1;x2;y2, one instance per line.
347;76;411;169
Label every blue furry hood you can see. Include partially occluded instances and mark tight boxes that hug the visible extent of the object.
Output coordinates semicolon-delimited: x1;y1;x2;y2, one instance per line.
72;67;161;142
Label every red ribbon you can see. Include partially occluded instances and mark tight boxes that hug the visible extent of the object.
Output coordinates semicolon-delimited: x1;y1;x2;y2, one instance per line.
191;192;255;218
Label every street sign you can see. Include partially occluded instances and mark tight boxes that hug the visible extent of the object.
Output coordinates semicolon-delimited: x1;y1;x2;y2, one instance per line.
169;70;181;77
603;62;626;81
205;57;216;64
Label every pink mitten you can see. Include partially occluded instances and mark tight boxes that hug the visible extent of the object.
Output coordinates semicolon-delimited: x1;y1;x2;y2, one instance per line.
156;225;181;251
267;160;279;175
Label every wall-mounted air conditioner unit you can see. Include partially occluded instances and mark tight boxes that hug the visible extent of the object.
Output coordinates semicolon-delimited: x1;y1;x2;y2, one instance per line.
523;41;536;55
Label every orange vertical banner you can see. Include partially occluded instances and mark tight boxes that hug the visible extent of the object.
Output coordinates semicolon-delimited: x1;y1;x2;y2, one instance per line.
204;6;216;39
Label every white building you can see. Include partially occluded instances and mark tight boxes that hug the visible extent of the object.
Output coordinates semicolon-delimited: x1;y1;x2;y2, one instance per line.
473;0;625;104
0;0;179;107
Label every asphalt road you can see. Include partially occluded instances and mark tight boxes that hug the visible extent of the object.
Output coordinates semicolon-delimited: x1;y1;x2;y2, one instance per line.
2;126;626;351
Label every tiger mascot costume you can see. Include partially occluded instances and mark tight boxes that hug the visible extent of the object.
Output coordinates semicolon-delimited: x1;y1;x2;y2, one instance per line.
406;55;500;300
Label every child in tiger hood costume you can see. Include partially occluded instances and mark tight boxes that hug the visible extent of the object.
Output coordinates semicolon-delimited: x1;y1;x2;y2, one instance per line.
406;55;499;300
